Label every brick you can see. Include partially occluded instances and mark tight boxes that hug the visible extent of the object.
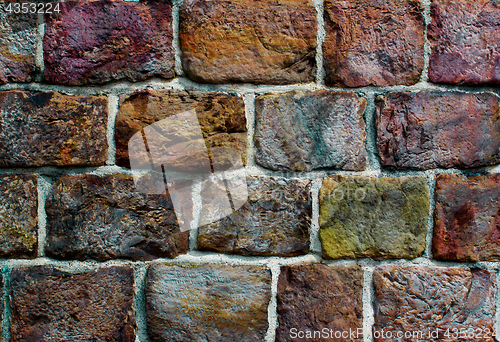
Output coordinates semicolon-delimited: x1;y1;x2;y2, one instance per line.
115;89;246;170
433;174;500;261
0;8;37;83
276;265;363;342
10;266;135;342
0;90;108;167
323;0;424;87
179;0;317;84
373;265;496;341
0;174;37;258
44;0;174;85
146;264;271;342
319;175;428;260
198;176;311;256
255;91;367;172
429;0;500;85
377;91;500;170
45;174;189;261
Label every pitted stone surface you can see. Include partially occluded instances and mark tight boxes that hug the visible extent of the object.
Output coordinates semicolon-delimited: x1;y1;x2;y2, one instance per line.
255;91;367;172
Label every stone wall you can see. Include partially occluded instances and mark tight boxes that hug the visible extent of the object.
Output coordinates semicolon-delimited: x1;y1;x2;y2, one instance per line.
0;0;500;341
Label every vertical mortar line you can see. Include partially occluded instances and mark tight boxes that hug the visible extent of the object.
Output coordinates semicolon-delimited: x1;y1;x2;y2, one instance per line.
106;95;119;166
363;91;381;172
313;0;326;86
1;269;12;342
496;269;500;342
310;178;323;254
133;264;149;342
265;261;280;342
172;1;184;77
35;12;45;82
362;266;375;342
420;0;432;83
36;175;53;258
188;177;202;251
424;171;437;259
244;93;257;168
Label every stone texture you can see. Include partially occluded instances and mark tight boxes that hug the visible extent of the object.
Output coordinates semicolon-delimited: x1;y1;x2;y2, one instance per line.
319;175;429;260
433;174;500;261
373;265;496;341
10;266;136;342
276;265;363;342
377;91;500;170
44;0;174;85
45;174;189;261
0;7;37;83
116;89;246;170
179;0;317;84
146;263;271;342
429;0;500;85
255;91;367;172
323;0;425;87
0;90;108;167
198;176;311;256
0;174;38;258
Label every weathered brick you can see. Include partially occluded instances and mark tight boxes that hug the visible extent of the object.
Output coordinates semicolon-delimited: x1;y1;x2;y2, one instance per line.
429;0;500;85
10;266;135;342
179;0;317;84
0;90;108;167
0;174;37;258
255;91;367;172
146;264;271;342
0;8;37;83
373;265;496;341
115;89;246;169
45;174;189;261
198;176;311;256
433;174;500;261
276;265;363;342
44;0;174;85
377;91;500;170
323;0;424;87
319;176;428;260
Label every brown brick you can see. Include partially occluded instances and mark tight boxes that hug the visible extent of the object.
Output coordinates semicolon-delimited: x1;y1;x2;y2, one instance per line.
319;176;429;260
323;0;424;87
0;174;37;258
0;90;108;167
44;0;174;85
10;266;135;342
255;91;367;172
45;174;189;261
373;265;496;341
198;176;311;256
429;0;500;85
377;91;500;170
0;7;37;83
146;264;271;342
433;174;500;261
276;265;363;342
115;89;246;170
179;0;317;84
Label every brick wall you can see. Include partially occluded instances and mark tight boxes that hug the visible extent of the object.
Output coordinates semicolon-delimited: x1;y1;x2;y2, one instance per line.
0;0;499;341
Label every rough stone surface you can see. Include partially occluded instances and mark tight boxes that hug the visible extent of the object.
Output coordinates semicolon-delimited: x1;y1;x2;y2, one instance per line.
276;265;363;342
146;264;271;342
255;91;367;172
429;0;500;85
376;91;500;170
323;0;425;87
319;175;429;260
0;8;37;83
198;176;312;256
45;174;189;261
44;0;174;85
433;174;500;261
373;265;496;341
116;89;246;169
179;0;317;84
0;90;108;167
10;266;136;342
0;174;38;258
